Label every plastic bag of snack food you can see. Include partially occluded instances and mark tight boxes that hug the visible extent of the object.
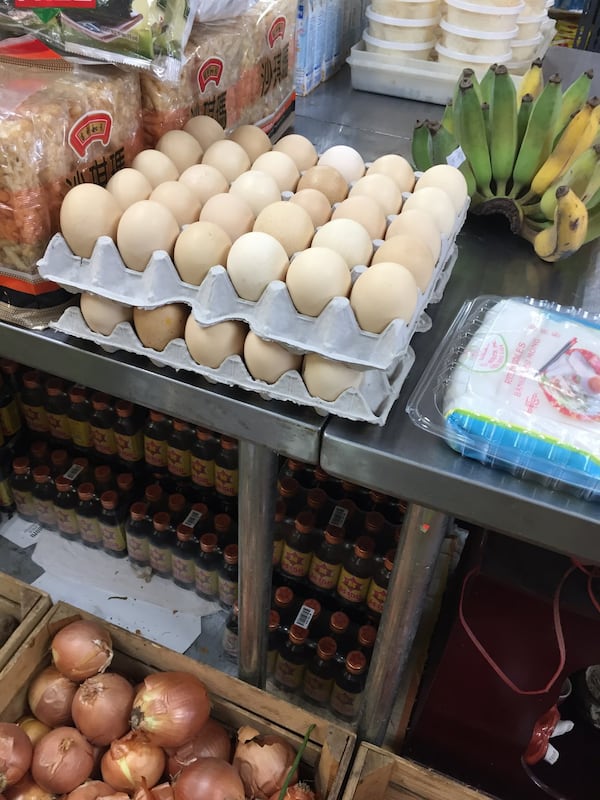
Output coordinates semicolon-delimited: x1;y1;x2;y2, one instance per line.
197;0;258;22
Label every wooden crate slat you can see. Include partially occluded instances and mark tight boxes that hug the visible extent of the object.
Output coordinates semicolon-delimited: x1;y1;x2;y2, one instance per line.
0;571;51;672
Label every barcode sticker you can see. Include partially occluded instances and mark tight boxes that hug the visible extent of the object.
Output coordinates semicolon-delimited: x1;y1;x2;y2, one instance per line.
329;506;348;528
446;146;466;168
183;509;203;528
63;464;83;481
294;605;315;629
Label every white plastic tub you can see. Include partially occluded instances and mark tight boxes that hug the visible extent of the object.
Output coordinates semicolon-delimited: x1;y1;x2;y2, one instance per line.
445;0;525;32
511;32;543;58
435;40;512;69
516;9;547;38
366;5;440;42
439;18;517;56
372;0;440;19
522;0;548;13
363;28;436;59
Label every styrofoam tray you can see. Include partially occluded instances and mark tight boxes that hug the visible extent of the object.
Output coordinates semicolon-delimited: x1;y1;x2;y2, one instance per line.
50;306;416;425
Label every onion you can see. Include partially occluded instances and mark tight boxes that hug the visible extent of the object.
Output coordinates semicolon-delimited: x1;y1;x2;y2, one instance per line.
65;781;117;800
27;666;78;727
100;731;166;792
51;620;113;682
151;783;174;800
31;726;94;794
72;673;135;746
268;783;316;800
16;718;51;748
0;723;33;791
3;774;53;800
173;758;244;800
233;726;297;800
166;719;231;776
130;672;210;749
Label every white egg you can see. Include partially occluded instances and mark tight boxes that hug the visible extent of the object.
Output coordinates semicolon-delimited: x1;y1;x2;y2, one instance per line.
202;139;251;183
199;193;255;242
60;184;122;259
156;130;203;173
106;168;153;211
386;208;442;262
318;145;366;184
402;187;456;236
185;317;247;369
149;181;201;227
226;232;289;301
367;154;416;193
303;353;363;402
183;115;226;151
244;331;302;384
312;218;373;269
131;149;179;187
174;221;232;285
229;170;282;216
286;247;351;317
371;234;436;291
178;163;229;205
116;200;180;271
349;174;403;216
228;124;272;163
350;261;419;333
273;134;318;171
252;151;300;192
415;164;469;213
80;292;132;336
253;201;314;257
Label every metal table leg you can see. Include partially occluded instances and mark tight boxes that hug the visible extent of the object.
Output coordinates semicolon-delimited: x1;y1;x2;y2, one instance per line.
237;440;277;687
358;503;451;744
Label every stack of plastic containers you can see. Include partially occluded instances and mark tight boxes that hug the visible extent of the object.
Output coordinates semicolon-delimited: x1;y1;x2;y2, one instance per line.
363;0;441;61
510;0;549;67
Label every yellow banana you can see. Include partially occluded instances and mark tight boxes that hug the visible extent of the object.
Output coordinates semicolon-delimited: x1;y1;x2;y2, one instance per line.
553;68;594;144
538;144;600;219
517;58;544;105
534;185;589;261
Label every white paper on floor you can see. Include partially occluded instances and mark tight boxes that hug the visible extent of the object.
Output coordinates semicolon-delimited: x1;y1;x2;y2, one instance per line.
31;532;221;653
1;514;44;548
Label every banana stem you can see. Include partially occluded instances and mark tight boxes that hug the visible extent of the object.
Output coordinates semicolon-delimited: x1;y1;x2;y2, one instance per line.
521;201;542;215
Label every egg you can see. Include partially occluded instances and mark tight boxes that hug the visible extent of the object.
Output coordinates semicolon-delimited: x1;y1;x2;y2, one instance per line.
273;134;318;172
286;247;351;317
155;130;204;174
173;221;232;285
60;184;122;259
229;170;281;216
331;196;387;241
386;208;442;262
366;154;416;193
318;145;365;184
185;317;247;369
199;193;255;242
312;218;373;269
253;201;314;257
244;331;302;384
105;168;153;211
226;231;289;301
414;164;468;213
289;188;332;227
149;181;202;227
349;174;402;216
251;151;300;193
402;187;456;236
116;200;180;271
228;124;272;163
350;261;419;333
131;149;179;187
371;234;436;291
297;165;348;205
302;353;363;402
183;115;226;151
133;303;189;351
178;164;229;205
80;292;132;336
202;139;251;183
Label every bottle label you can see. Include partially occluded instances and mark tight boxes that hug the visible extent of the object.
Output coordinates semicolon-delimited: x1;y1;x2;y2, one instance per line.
215;466;238;497
115;431;144;462
149;545;172;574
191;456;215;487
34;498;56;527
222;627;238;660
78;516;103;545
69;419;92;448
329;505;349;528
91;424;118;456
126;533;149;563
336;568;370;605
280;543;312;578
144;436;168;468
100;521;126;552
172;554;195;586
13;489;35;517
273;538;283;566
293;604;315;629
308;555;341;590
218;575;238;608
47;412;71;441
168;447;191;478
330;684;361;719
0;398;21;436
366;580;388;616
274;655;305;690
56;506;79;536
304;672;334;704
195;566;218;598
0;478;14;508
23;404;49;433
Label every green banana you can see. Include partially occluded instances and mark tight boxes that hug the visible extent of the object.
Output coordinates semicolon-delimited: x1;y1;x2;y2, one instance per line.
534;185;589;261
517;58;544;105
480;64;497;107
454;77;493;197
517;93;535;146
441;101;454;135
553;68;594;145
453;68;482;110
489;64;518;196
428;121;477;197
538;144;600;219
584;202;600;243
411;119;433;171
481;101;491;149
510;74;563;199
582;152;600;206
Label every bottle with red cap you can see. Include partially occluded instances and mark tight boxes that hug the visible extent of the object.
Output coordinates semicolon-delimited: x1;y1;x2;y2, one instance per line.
279;511;315;581
94;464;115;497
279;458;315;490
149;511;173;577
76;482;102;549
327;610;351;657
272;499;290;567
32;465;57;529
167;419;194;487
143;410;171;476
125;502;151;567
356;623;377;663
304;487;332;531
143;483;167;520
190;427;217;505
302;636;338;705
65;456;91;487
182;502;212;539
276;476;304;523
54;476;79;540
194;533;220;600
330;650;367;720
214;436;238;515
99;490;127;558
171;524;197;590
341;480;372;512
114;400;144;472
44;377;71;447
313;466;344;501
214;512;236;550
116;472;136;517
336;536;376;608
272;585;297;633
21;370;49;437
167;492;188;533
28;439;49;468
307;524;345;593
49;449;69;479
366;550;395;623
362;511;387;556
218;543;239;609
89;392;118;462
10;457;35;521
67;385;92;455
274;624;309;693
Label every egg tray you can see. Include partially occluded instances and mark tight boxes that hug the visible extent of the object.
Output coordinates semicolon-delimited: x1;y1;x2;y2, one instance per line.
37;195;466;372
50;306;416;425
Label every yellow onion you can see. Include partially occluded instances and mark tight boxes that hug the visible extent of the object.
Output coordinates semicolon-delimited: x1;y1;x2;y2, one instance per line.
100;731;165;792
233;726;297;800
173;758;244;800
16;718;51;748
0;723;33;792
27;666;78;727
65;781;116;800
72;673;135;746
31;726;94;794
51;620;113;682
166;719;231;776
268;783;316;800
3;773;53;800
135;780;174;800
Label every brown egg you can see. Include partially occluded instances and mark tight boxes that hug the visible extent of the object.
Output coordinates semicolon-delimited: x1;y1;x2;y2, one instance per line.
202;139;251;183
302;353;363;402
286;247;351;317
244;331;302;384
371;234;436;291
149;181;201;227
349;174;402;216
174;221;232;285
116;200;180;271
273;134;318;172
226;232;289;301
229;170;281;216
131;149;179;187
366;154;416;193
178;163;229;205
228;124;272;163
199;193;255;242
386;209;442;263
60;184;122;259
251;151;300;193
312;219;373;269
350;261;419;333
185;317;247;369
106;168;153;211
80;292;132;336
253;201;314;257
297;165;348;205
332;195;387;241
133;304;189;351
289;188;332;228
156;130;203;174
183;115;226;151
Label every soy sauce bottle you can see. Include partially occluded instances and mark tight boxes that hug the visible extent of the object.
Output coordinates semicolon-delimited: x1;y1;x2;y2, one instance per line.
21;371;49;437
125;502;151;567
272;586;297;633
303;636;338;705
89;392;118;462
336;536;375;608
149;511;172;578
54;476;79;540
274;624;309;693
267;610;281;677
114;400;144;472
218;544;239;609
45;378;71;447
143;410;171;476
67;385;92;455
76;482;102;549
10;457;35;521
190;427;217;504
366;549;395;623
272;499;289;567
171;524;196;590
99;490;127;558
194;533;220;600
279;511;315;581
214;436;238;513
307;525;345;593
357;623;377;664
167;419;194;488
32;465;57;529
330;651;367;721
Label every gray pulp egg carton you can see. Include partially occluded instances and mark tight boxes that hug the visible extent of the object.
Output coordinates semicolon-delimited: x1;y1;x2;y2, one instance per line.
49;306;415;425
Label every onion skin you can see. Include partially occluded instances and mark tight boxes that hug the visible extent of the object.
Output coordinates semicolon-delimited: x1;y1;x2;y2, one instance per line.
100;731;166;792
0;723;33;792
173;758;245;800
151;783;174;800
27;666;78;728
31;726;94;794
130;672;210;749
268;783;316;800
65;780;117;800
72;673;135;746
16;719;51;748
51;620;113;682
166;719;231;777
3;774;54;800
233;727;297;800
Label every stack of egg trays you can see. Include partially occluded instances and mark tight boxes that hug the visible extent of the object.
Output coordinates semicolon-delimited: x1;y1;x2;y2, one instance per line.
39;199;466;425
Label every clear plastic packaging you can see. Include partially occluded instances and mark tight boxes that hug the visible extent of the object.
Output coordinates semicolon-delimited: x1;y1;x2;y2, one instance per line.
435;41;513;69
439;19;518;57
407;296;600;500
363;28;435;58
365;5;441;43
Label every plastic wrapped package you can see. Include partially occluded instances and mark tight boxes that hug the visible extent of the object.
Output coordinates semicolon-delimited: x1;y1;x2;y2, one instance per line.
197;0;258;21
139;0;296;146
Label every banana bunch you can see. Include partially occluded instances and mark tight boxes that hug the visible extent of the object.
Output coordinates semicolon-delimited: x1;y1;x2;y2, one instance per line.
411;60;600;263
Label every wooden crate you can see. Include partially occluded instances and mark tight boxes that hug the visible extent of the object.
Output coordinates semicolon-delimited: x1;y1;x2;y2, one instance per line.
0;571;51;671
341;742;492;800
0;601;355;800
